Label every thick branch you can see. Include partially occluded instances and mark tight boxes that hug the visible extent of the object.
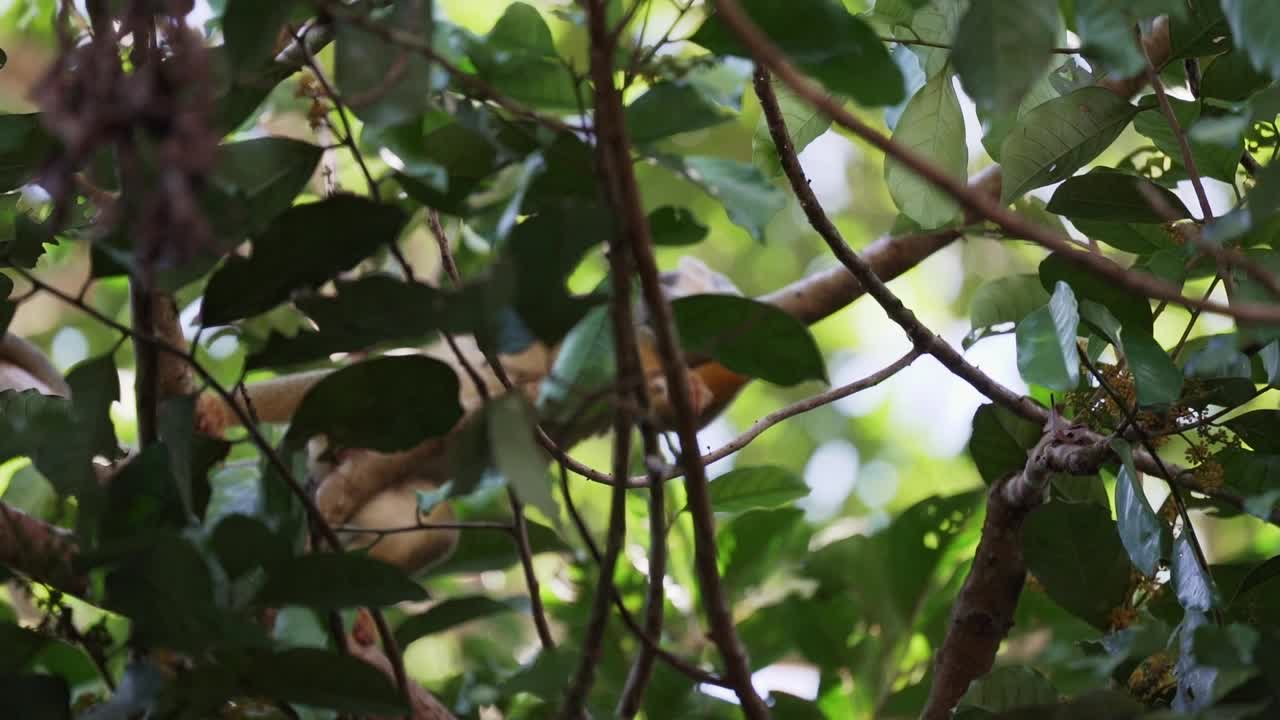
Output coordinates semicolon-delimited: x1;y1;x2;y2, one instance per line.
0;502;86;597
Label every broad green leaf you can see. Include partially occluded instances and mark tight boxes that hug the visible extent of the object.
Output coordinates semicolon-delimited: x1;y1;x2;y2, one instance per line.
648;206;709;246
1120;327;1183;406
892;0;964;79
0;114;53;192
957;666;1059;714
468;3;579;111
1167;0;1230;60
1229;248;1280;346
705;465;810;514
1133;99;1244;184
1022;501;1132;629
952;0;1059;114
1171;531;1219;612
1000;87;1138;202
257;554;427;609
489;394;558;524
202;195;408;324
211;513;291;579
1039;252;1154;332
968;404;1041;485
1016;281;1081;392
0;390;98;529
1225;410;1280;453
99;446;186;546
1074;0;1187;76
752;77;833;178
206;137;323;242
627;82;734;144
430;519;569;576
1069;219;1174;254
284;355;463;454
1047;168;1191;222
691;0;904;106
1222;0;1280;80
241;648;407;715
662;155;787;242
671;294;827;385
220;0;302;72
395;596;527;647
335;1;439;129
536;306;615;434
1201;50;1272;102
1110;439;1169;577
719;508;809;597
65;353;120;460
885;73;967;229
969;274;1052;331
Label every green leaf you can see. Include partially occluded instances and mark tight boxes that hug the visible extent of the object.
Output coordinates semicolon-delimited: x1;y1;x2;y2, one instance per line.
241;648;407;715
1201;50;1272;102
968;274;1052;336
1225;410;1280;453
0;391;98;529
957;665;1059;713
1016;281;1081;392
1022;501;1132;629
952;0;1059;114
468;3;579;111
1039;252;1154;333
488;394;558;524
719;508;809;596
1074;0;1186;76
626;82;734;144
661;155;787;242
1167;0;1230;60
202;195;408;324
0;114;53;192
1047;168;1191;222
535;306;615;433
1133;99;1245;184
968;404;1042;484
430;519;569;576
1171;531;1219;612
1069;219;1174;254
257;554;427;609
891;0;965;79
221;1;302;69
884;72;967;229
1110;439;1169;577
335;1;438;130
691;0;904;106
1120;327;1183;406
204;137;323;242
284;355;463;454
1000;87;1138;202
705;465;810;514
648;206;709;246
99;446;185;545
0;674;69;719
1222;0;1280;80
65;353;120;460
212;513;290;579
752;76;832;178
671;294;826;386
394;595;527;647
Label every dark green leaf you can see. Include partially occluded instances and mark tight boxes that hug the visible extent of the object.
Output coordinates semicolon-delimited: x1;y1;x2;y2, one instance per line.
1047;168;1191;222
1225;410;1280;453
626;82;734;144
1000;88;1137;202
1222;0;1280;80
705;465;810;514
1039;252;1154;332
1167;0;1230;60
100;445;187;545
430;520;569;576
885;72;966;229
1074;0;1186;76
968;404;1042;485
1069;219;1174;254
535;306;615;434
468;3;579;111
671;294;826;386
203;195;408;324
957;665;1059;713
1201;50;1272;102
691;0;903;106
65;353;120;460
394;595;527;647
1120;327;1183;406
648;206;709;246
952;0;1059;114
968;274;1051;339
1022;501;1132;629
284;355;463;454
1111;439;1169;577
0;674;69;720
719;507;808;596
0;114;54;192
1015;281;1081;392
158;395;227;519
212;514;291;579
1133;99;1244;184
0;391;98;531
257;553;427;609
242;647;407;715
221;0;301;71
206;137;323;241
335;1;439;130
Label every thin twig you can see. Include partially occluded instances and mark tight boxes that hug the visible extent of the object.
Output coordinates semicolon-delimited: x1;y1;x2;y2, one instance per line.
582;3;768;715
877;35;1081;54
